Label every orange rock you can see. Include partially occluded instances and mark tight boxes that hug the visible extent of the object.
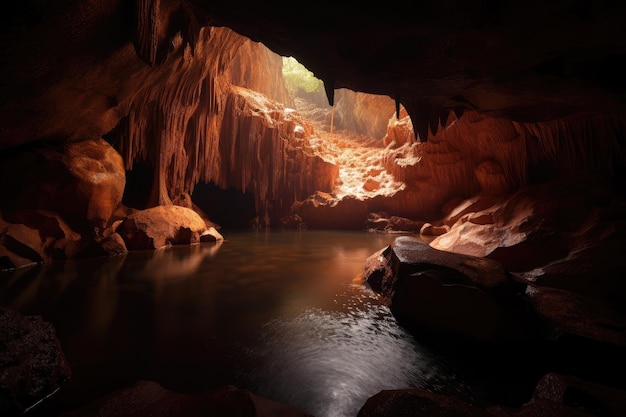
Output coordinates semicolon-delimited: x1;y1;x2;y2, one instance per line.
118;205;211;250
0;139;125;233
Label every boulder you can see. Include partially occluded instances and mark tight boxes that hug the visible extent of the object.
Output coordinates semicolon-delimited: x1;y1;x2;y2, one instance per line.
118;205;212;250
200;227;224;243
0;307;72;416
364;236;536;344
0;139;125;233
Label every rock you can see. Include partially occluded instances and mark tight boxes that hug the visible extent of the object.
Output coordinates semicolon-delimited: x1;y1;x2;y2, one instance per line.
382;107;415;148
357;388;491;417
199;227;224;243
280;213;307;229
364;236;536;344
76;232;128;259
0;139;125;233
525;285;626;347
365;212;425;233
292;193;370;229
362;178;380;192
0;209;82;270
0;307;72;416
487;373;626;417
419;222;449;236
118;205;209;250
59;380;313;417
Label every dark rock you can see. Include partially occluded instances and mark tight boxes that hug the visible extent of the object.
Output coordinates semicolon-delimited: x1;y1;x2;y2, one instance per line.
364;236;537;344
488;373;626;417
0;307;71;416
59;380;313;417
357;388;491;417
525;285;626;347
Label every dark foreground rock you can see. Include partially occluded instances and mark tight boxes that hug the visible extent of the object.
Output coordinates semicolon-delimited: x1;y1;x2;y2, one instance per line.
59;380;313;417
359;373;626;417
0;307;72;416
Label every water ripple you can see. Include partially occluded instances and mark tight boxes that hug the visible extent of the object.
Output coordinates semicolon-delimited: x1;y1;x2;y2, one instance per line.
238;285;466;417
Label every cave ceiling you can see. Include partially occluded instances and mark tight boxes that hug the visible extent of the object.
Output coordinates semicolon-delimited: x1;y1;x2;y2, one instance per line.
1;0;626;147
197;1;626;128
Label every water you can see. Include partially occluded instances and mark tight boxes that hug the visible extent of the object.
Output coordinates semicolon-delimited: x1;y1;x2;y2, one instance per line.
0;229;470;417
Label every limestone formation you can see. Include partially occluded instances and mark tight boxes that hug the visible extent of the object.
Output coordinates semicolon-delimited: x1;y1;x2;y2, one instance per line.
118;205;213;250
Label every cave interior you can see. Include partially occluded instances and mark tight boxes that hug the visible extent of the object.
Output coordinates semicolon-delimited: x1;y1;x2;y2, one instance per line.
1;1;626;417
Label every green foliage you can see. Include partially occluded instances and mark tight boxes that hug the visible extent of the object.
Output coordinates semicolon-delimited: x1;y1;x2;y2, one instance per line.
282;56;325;95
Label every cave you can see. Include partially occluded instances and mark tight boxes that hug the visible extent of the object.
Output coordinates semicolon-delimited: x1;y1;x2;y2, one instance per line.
1;1;626;417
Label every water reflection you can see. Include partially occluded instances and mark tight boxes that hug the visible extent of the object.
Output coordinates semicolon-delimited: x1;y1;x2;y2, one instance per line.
239;285;462;417
0;230;466;417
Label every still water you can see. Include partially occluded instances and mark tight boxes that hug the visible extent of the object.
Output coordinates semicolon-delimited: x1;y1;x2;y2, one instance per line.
0;230;471;417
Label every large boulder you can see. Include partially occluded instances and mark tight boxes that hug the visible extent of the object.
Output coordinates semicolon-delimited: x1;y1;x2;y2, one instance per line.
0;139;125;233
0;307;72;416
118;205;217;250
364;236;536;344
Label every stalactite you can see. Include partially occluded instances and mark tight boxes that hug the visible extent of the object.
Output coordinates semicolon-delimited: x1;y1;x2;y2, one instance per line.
134;0;160;66
115;25;338;225
324;78;335;107
117;27;246;207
